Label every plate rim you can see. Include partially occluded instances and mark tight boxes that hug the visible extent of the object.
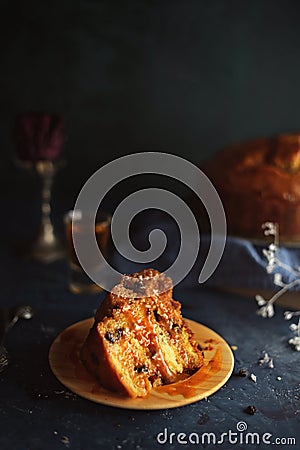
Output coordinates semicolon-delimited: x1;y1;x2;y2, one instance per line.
49;317;234;410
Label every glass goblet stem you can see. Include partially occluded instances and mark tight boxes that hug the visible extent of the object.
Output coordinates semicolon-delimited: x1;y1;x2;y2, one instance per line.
37;161;56;245
28;160;65;263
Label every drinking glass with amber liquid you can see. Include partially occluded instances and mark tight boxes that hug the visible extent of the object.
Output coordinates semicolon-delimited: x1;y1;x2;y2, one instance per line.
64;210;111;294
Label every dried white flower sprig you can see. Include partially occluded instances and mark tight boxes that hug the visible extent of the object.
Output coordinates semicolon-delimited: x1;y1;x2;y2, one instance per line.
258;352;274;368
255;222;300;351
285;311;300;351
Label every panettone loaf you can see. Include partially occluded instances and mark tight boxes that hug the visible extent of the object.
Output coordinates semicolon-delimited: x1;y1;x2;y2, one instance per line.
202;134;300;242
80;269;204;398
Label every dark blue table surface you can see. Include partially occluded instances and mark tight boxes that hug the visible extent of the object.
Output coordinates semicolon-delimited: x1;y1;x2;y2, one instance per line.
0;179;298;449
0;248;299;450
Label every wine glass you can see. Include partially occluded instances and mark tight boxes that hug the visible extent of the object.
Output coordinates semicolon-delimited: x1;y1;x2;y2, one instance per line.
14;112;66;263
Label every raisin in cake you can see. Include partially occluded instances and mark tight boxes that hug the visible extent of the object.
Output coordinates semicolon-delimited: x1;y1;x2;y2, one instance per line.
80;269;204;398
202;134;300;242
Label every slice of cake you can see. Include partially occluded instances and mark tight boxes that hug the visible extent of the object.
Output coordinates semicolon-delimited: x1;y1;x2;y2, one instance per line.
80;269;204;398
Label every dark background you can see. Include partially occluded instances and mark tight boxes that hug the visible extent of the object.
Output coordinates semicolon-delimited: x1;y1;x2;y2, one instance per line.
0;5;299;447
1;0;300;202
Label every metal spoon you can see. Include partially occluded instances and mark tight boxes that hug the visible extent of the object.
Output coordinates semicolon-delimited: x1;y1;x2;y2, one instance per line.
0;305;33;373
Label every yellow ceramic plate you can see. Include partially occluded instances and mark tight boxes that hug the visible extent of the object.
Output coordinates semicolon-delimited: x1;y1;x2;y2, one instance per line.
49;318;234;410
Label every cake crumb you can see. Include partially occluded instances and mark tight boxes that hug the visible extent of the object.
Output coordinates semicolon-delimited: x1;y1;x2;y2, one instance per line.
238;368;249;377
231;345;238;351
276;376;282;381
244;405;258;415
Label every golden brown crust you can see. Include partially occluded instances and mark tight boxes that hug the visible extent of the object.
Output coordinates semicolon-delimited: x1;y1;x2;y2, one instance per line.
202;134;300;241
